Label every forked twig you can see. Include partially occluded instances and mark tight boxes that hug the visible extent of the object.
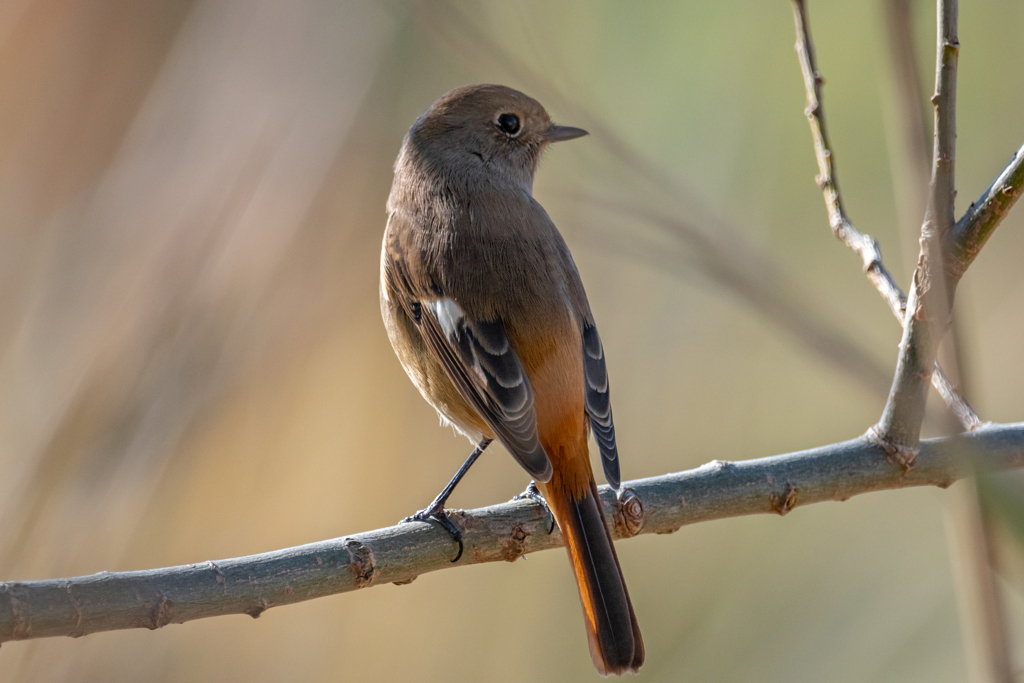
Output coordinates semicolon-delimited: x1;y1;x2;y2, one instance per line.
874;0;961;456
791;0;980;435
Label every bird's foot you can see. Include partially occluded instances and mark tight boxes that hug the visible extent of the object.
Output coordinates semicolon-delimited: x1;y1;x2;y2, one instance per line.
401;502;464;562
512;481;556;534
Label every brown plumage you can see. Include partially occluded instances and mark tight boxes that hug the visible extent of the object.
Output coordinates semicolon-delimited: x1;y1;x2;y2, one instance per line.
381;84;643;675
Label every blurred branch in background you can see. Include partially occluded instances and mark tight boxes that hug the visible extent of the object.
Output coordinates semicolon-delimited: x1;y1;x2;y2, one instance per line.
942;464;1015;683
947;476;1015;683
882;0;932;265
564;195;892;395
943;307;1015;682
0;0;391;578
3;422;1024;644
944;302;1013;683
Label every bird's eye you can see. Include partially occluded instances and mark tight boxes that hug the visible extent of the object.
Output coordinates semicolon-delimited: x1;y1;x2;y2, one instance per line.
497;113;521;136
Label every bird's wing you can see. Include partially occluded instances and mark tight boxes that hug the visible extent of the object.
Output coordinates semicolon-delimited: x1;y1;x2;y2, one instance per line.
383;247;553;482
582;321;620;488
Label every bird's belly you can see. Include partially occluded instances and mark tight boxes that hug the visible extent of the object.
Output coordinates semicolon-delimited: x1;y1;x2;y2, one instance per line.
381;291;490;442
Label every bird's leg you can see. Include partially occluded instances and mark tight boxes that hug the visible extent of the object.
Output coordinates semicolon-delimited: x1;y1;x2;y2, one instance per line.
402;438;492;562
512;480;556;535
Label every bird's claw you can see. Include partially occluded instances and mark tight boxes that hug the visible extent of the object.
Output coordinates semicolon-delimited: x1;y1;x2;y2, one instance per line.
512;481;556;535
401;505;464;562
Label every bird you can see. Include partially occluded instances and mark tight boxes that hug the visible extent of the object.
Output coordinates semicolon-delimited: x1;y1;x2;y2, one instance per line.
380;84;643;675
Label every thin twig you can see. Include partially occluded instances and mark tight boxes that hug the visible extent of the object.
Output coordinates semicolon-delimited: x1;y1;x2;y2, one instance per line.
949;143;1024;279
875;0;960;460
791;0;980;433
1;422;1023;643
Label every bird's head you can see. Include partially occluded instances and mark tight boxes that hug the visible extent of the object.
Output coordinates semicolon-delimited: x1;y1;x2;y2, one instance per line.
402;84;588;191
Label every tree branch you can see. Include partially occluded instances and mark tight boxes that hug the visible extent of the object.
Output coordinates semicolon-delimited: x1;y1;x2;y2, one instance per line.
791;0;980;434
875;0;960;459
797;3;1016;678
2;422;1024;644
949;143;1024;279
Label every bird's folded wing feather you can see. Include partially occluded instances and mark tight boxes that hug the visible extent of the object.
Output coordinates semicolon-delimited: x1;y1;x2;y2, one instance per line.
384;250;553;482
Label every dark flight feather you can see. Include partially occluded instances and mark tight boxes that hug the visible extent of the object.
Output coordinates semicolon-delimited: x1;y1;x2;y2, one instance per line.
582;322;619;488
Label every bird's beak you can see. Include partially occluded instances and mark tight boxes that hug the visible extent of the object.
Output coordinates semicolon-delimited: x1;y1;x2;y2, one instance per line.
543;124;589;143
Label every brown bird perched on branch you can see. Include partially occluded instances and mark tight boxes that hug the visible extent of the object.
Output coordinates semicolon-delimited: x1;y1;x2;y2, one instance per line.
380;84;643;675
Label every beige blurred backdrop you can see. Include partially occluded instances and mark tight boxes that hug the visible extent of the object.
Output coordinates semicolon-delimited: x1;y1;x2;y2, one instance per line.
1;1;1023;681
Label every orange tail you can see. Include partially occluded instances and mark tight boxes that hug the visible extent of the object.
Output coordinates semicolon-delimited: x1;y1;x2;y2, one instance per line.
541;474;644;675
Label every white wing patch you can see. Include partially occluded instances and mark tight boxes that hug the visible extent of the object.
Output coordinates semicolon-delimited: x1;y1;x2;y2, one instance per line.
424;298;464;340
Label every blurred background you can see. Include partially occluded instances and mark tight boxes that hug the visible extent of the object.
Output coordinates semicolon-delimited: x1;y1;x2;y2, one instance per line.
1;0;1023;680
